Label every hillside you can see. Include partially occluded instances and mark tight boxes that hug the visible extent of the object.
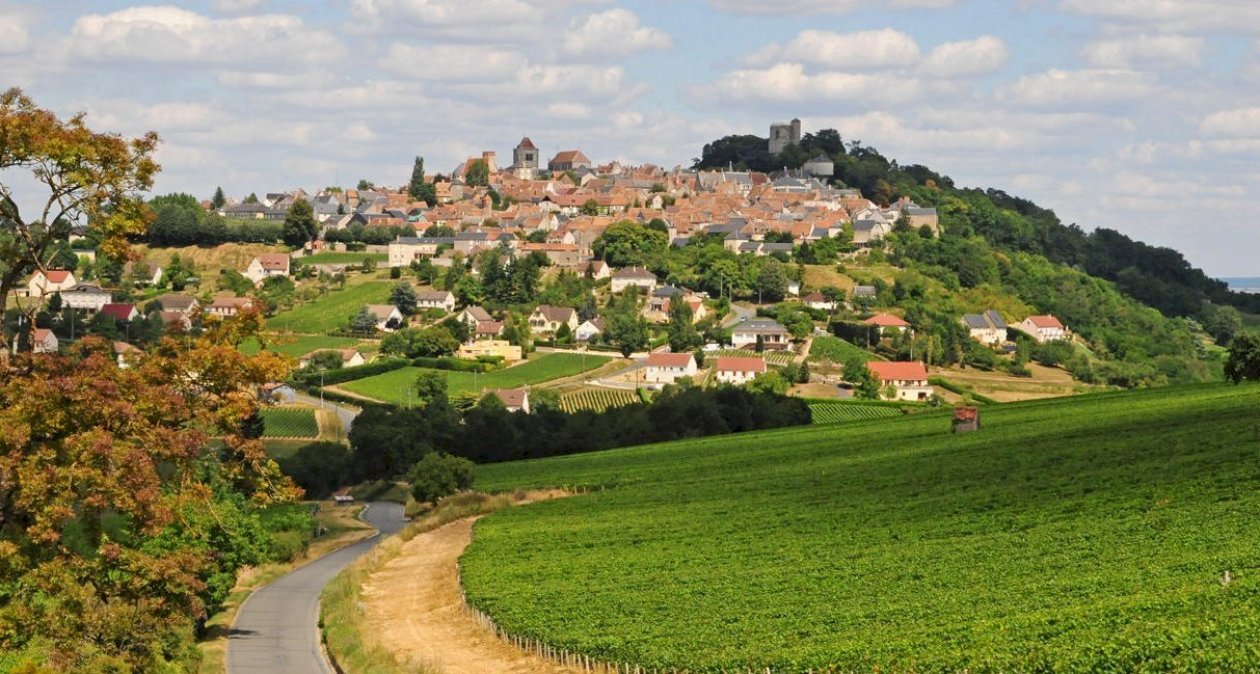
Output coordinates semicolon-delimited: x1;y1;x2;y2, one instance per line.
463;384;1260;672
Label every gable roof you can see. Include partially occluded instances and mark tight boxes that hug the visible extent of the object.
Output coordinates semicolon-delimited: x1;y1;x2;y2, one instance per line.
99;303;137;321
491;387;528;408
731;318;788;335
867;361;928;382
1024;314;1065;329
38;269;73;284
647;352;695;368
156;294;198;311
364;304;401;321
715;356;766;373
253;253;290;271
534;305;576;322
612;266;656;280
462;306;493;322
863;313;910;328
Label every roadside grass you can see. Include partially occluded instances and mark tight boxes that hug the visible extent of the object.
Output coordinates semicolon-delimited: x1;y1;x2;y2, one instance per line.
197;502;376;674
320;492;525;674
339;353;611;404
266;282;394;333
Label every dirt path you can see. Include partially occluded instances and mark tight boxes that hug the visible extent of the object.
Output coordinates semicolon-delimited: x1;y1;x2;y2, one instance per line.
359;516;583;674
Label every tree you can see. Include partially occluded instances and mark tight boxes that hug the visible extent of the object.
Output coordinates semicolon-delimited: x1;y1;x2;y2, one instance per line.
666;299;702;353
282;198;319;248
409;156;437;205
580;198;600;216
414;370;449;407
357;179;376;191
390;282;418;315
1225;333;1260;384
844;356;881;399
307;349;346;371
755;259;789;303
162;252;192;291
244;192;260;204
211;186;226;209
592;221;668;267
350;306;378;334
604;291;649;357
409;452;475;506
465;158;489;187
748;370;789;395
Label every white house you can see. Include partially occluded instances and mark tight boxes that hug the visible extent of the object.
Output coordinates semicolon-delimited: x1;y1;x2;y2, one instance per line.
715;356;766;386
364;304;405;331
584;259;611;280
863;313;911;336
61;284;112;313
866;361;933;402
416;290;455;313
30;328;58;354
28;269;77;298
388;236;450;267
458;305;493;329
801;291;837;312
1017;314;1069;343
610;266;658;293
644;352;697;385
576;317;605;342
243;254;291;284
961;310;1008;346
730;318;790;350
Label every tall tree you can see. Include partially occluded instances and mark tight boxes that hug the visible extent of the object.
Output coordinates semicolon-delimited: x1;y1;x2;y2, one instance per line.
666;298;702;353
390;281;418;315
408;156;437;205
1225;333;1260;384
604;291;649;357
465;159;489;187
211;186;226;209
282;198;319;248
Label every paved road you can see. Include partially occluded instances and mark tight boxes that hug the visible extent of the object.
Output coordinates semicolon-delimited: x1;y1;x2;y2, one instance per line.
227;502;405;674
293;392;359;435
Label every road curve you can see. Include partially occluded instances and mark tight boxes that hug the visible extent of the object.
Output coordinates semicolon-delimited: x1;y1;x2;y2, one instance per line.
227;501;405;674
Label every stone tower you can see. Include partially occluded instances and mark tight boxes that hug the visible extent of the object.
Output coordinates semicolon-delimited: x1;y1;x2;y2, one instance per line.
768;118;802;155
512;137;539;179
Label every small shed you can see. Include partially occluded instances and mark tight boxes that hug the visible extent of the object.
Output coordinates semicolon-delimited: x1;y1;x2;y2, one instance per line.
953;406;980;433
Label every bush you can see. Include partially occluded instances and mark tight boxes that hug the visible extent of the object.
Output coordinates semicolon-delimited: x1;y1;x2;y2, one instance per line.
277;442;353;499
409;452;475;505
411;356;494;372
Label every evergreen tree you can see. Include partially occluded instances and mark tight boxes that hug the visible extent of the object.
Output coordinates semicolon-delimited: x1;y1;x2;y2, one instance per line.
211;186;226;209
350;306;378;334
390;282;418;315
408;156;437;204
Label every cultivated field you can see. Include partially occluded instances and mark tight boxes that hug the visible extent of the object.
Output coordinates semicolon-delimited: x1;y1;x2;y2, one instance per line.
806;335;877;364
714;348;795;366
239;334;363;358
265;281;394;333
558;387;640;413
463;384;1260;672
259;407;319;438
293;251;388;266
339;353;612;403
807;399;903;424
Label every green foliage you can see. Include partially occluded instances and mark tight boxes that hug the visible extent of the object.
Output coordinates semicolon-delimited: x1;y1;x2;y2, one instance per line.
305;349;346;371
380;325;459;359
408;156;437;205
665;299;702;353
808;335;873;364
558;388;639;413
466;384;1260;673
603;291;649;357
409;452;476;505
266;282;393;333
277;441;352;499
282;198;319;248
465;158;489;187
592;221;668;268
389;281;418;315
1225;333;1260;383
808;400;902;423
844;356;881;399
259;407;319;438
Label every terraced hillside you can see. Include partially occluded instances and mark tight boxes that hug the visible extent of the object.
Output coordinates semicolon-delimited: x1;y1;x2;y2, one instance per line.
464;384;1260;673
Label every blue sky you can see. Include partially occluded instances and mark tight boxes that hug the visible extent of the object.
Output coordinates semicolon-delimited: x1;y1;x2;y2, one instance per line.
2;0;1258;275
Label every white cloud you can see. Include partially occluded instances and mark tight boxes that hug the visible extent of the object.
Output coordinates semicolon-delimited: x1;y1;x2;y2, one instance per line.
1001;68;1156;107
68;6;345;68
919;36;1008;77
746;29;921;69
1059;0;1260;34
0;15;28;54
1082;34;1203;68
563;9;672;59
709;0;956;14
213;0;266;12
378;43;528;81
690;63;924;105
1200;107;1260;137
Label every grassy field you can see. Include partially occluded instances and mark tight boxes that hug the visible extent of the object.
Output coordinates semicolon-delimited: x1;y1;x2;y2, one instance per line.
339;353;612;403
259;407;319;438
807;399;903;423
294;252;388;266
463;384;1260;672
240;334;363;358
807;335;877;364
132;242;287;274
265;281;394;333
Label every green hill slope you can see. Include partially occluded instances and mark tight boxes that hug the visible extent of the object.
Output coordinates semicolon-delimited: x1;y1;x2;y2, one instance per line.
464;384;1260;673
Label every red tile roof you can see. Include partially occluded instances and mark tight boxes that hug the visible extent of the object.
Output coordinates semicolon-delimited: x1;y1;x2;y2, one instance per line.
715;356;766;373
1024;315;1065;329
867;361;928;382
862;313;910;328
492;387;528;409
99;303;137;321
40;269;73;283
255;253;290;271
647;352;694;368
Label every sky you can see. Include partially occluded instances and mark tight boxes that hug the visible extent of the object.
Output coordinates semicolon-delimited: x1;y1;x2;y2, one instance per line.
1;0;1258;276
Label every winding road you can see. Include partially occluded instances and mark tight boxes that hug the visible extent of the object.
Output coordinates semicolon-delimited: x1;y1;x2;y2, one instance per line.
226;501;405;674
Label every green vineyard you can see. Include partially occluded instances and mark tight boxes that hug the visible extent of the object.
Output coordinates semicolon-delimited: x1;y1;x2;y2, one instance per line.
807;400;902;424
465;384;1260;673
260;407;319;438
559;388;640;413
715;348;795;366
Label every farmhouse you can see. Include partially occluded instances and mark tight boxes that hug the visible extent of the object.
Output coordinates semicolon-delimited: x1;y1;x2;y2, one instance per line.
610;266;658;293
644;352;697;385
298;349;365;369
364;304;405;331
866;361;933;402
28;269;77;298
529;305;579;335
30;328;58;354
715;356;766;386
61;284;112;313
1018;314;1069;343
802;291;837;311
961;310;1008;346
730;318;790;350
863;313;911;336
415;290;455;313
243;253;291;285
457;305;493;328
490;387;531;413
207;296;254;318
